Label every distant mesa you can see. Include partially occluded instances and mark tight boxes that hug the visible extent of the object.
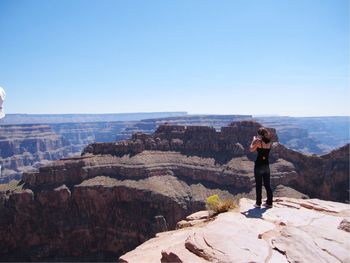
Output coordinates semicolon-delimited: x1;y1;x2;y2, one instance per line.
1;112;189;124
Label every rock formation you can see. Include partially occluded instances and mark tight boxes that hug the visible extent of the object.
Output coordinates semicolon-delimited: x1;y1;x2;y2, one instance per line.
120;197;350;263
82;121;348;202
0;121;348;261
82;121;277;156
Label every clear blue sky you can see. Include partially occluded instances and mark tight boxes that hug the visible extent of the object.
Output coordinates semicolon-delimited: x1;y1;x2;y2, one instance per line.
0;0;348;116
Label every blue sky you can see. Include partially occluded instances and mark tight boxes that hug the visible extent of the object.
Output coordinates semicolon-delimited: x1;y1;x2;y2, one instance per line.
0;0;348;116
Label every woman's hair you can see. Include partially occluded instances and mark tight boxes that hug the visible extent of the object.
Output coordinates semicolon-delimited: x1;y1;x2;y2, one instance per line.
257;127;271;143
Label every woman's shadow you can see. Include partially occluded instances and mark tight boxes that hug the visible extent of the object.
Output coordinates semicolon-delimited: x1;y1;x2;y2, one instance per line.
241;207;269;218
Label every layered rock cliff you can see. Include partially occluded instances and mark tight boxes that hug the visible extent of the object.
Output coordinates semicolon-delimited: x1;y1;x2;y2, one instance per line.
82;121;277;157
0;121;348;261
49;122;133;148
0;122;139;183
0;160;234;261
82;121;348;202
0;125;75;183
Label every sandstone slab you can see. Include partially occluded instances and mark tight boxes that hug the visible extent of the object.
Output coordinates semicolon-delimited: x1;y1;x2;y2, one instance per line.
120;197;350;263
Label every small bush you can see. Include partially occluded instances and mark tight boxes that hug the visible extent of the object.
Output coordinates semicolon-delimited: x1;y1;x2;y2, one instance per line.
206;194;239;215
206;194;219;206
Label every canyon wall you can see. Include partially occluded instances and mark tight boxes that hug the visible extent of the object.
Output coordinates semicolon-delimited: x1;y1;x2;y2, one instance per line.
0;125;75;183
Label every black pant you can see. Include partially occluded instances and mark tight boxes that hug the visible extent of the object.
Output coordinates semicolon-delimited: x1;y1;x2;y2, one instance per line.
254;164;273;206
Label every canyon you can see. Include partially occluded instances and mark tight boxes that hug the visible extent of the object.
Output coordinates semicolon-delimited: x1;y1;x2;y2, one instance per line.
0;124;75;183
1;114;348;184
0;112;188;183
0;114;250;183
0;121;348;261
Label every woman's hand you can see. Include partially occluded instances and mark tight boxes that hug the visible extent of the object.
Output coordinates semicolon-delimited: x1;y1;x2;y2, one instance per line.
253;136;262;144
249;136;261;152
253;136;260;141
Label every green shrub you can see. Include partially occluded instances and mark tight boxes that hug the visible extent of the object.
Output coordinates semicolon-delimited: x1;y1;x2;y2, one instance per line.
206;194;220;206
206;194;239;215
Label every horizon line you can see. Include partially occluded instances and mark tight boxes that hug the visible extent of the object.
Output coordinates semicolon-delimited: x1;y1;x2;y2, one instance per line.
2;112;350;118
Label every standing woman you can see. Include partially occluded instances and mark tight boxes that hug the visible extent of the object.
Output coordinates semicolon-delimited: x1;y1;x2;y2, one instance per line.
249;127;273;208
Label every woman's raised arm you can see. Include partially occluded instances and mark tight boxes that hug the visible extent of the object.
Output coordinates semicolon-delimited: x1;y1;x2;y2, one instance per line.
249;137;260;152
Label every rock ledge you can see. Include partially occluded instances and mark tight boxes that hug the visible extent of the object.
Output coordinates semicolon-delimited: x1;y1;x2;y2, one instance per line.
119;197;350;263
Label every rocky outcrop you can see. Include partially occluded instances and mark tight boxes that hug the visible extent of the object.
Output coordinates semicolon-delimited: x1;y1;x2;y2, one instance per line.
81;122;348;202
82;121;278;157
119;197;350;263
20;122;349;203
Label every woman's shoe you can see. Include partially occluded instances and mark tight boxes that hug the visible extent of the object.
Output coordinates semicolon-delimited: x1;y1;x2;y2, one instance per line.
254;204;261;208
263;203;273;208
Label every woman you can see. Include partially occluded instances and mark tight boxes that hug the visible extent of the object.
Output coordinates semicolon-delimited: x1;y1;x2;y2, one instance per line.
249;127;273;208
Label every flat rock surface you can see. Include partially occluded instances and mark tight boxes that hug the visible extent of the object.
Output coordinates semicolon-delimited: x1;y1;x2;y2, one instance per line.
119;197;350;263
